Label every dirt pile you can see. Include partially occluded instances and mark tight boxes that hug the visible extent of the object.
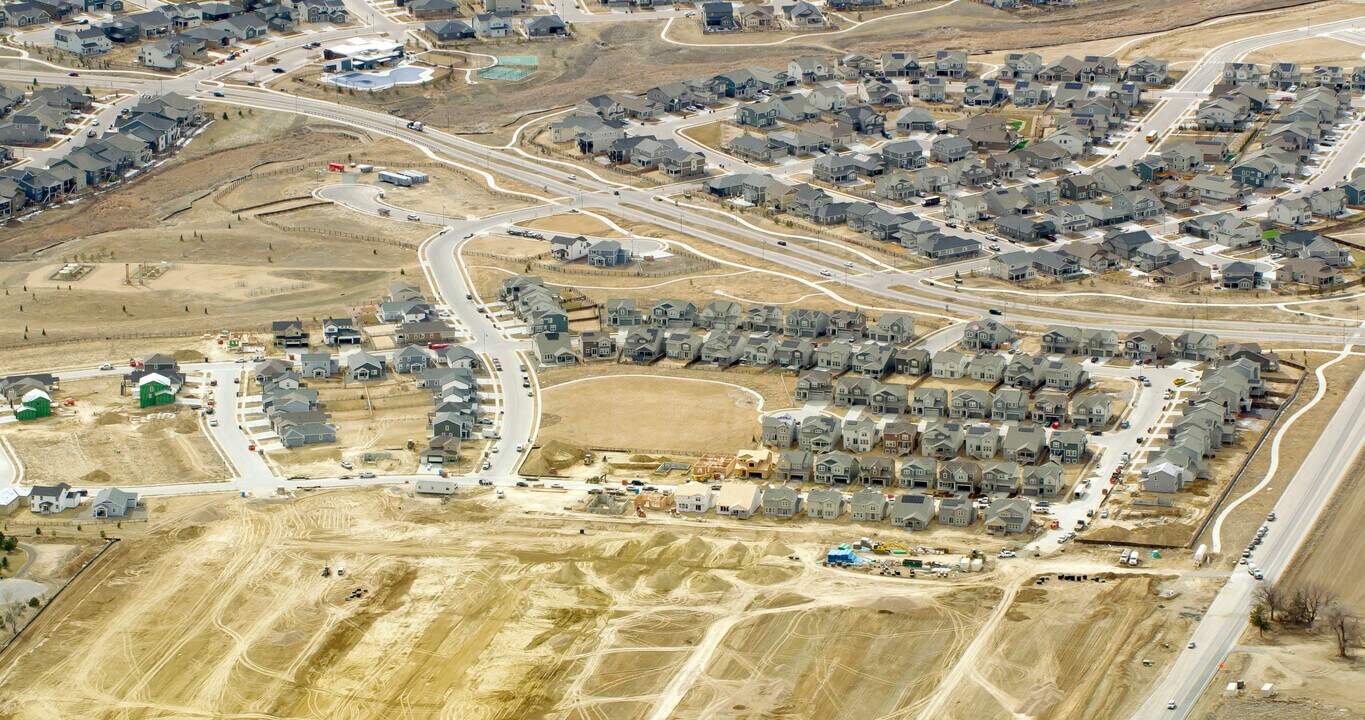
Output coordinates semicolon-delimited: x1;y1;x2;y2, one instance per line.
539;439;584;469
1084;522;1194;547
80;470;111;484
95;411;128;426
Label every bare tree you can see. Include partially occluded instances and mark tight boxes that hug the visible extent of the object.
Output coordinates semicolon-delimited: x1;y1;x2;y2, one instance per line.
1299;584;1336;630
1256;582;1286;622
1325;604;1360;658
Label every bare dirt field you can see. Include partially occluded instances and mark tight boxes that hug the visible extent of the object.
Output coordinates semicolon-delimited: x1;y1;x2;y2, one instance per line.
261;374;482;478
1192;634;1365;720
0;487;1067;720
1;377;230;488
539;374;762;454
944;572;1218;720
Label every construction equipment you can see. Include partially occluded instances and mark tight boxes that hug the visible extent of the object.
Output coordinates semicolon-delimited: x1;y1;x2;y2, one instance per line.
872;542;911;555
322;565;331;578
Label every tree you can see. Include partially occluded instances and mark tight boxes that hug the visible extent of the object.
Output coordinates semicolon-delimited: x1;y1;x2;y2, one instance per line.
1251;604;1271;637
1257;582;1285;622
1325;604;1359;658
1291;584;1336;630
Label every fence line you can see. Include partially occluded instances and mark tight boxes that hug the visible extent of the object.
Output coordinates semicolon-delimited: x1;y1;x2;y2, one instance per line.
1187;370;1308;549
0;538;120;657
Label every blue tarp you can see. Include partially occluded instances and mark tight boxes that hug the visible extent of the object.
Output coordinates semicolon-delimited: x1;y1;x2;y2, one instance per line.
827;547;859;564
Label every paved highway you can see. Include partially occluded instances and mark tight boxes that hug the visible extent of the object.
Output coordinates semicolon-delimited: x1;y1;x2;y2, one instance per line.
1133;344;1365;718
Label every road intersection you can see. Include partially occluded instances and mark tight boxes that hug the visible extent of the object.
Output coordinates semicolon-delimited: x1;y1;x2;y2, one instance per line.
1;8;1364;717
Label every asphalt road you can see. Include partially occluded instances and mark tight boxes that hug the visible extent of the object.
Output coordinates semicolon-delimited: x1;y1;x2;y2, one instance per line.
1133;353;1365;718
3;13;1365;718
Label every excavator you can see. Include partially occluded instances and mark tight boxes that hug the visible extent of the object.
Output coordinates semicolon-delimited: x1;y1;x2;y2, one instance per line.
871;542;910;555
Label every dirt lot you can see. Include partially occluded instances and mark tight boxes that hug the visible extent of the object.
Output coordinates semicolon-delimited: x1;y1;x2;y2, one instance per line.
539;374;762;454
0;484;1233;720
0;488;1023;720
945;573;1218;720
1192;634;1365;720
259;374;483;478
1;377;230;487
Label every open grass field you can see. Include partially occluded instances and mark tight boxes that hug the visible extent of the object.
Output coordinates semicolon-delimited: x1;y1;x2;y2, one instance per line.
539;374;763;454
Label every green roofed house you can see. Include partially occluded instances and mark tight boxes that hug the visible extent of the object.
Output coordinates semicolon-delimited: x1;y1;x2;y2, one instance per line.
138;373;176;408
13;388;51;420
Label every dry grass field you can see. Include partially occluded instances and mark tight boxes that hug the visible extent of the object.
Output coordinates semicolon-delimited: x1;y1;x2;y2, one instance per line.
539;375;762;453
0;112;445;360
522;213;625;238
1;377;230;487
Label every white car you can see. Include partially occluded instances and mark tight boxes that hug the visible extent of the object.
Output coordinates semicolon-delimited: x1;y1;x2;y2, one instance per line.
997;550;1017;559
819;269;833;277
99;363;113;370
482;461;491;470
1187;641;1196;649
1167;701;1177;710
208;418;218;427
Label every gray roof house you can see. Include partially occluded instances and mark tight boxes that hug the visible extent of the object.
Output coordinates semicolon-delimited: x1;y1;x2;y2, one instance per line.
762;485;804;517
889;493;936;529
850;489;890;522
806;488;846;520
937;497;976;527
984;497;1031;534
776;449;815;483
345;350;385;381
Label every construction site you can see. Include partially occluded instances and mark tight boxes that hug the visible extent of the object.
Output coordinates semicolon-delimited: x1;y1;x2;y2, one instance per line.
0;488;1221;720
